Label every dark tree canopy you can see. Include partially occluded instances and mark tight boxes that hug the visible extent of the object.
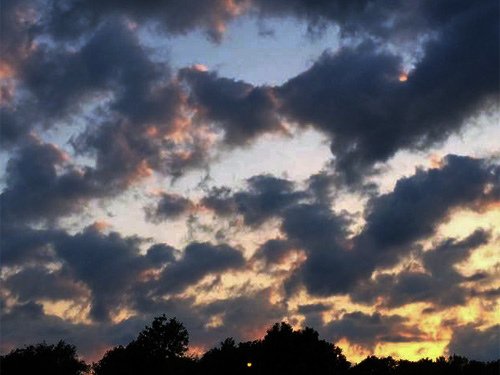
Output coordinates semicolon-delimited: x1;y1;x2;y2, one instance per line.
135;315;189;359
200;322;350;375
1;317;499;375
0;340;88;375
93;315;192;375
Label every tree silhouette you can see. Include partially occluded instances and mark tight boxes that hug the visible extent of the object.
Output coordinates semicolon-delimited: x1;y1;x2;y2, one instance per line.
2;319;500;375
350;356;397;375
0;340;88;375
259;322;350;374
93;315;194;375
200;337;261;375
199;322;350;375
135;315;189;359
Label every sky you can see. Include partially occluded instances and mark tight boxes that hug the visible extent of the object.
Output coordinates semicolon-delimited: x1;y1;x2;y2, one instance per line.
1;0;499;363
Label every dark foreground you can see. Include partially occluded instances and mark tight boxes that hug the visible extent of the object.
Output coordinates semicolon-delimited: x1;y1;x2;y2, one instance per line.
1;315;498;375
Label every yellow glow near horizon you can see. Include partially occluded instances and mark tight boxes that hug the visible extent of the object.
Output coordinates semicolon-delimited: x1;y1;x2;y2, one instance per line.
375;340;448;361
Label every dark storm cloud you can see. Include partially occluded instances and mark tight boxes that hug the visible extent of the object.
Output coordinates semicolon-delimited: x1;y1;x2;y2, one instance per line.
179;68;284;146
357;156;499;265
0;222;248;326
285;155;499;296
323;311;424;348
5;19;170;128
0;225;59;266
198;155;498;298
46;0;246;42
2;223;174;322
4;267;88;302
0;107;33;147
0;0;41;67
254;1;494;47
0;138;106;224
202;175;306;226
52;226;155;321
145;193;195;222
280;202;358;295
3;18;207;182
156;242;245;294
352;230;492;307
165;0;499;183
145;243;177;265
277;0;499;182
447;325;500;362
297;303;330;315
253;238;296;265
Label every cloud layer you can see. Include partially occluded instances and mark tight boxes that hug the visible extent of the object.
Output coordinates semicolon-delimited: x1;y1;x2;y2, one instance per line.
1;0;499;362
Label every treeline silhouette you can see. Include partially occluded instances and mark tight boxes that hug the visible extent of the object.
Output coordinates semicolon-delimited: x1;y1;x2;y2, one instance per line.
1;315;498;375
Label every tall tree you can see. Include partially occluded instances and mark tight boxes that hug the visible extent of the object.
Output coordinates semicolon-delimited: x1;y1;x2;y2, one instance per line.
93;315;193;375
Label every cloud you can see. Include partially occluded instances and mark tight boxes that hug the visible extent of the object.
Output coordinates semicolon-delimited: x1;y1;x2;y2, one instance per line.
176;1;499;183
0;225;59;267
0;288;286;359
253;239;296;266
357;156;498;260
1;0;499;362
202;175;307;227
254;0;495;45
4;266;88;302
352;230;492;307
52;226;156;321
180;67;284;146
0;300;152;360
284;155;499;296
1;224;175;322
156;242;245;294
277;0;499;182
0;0;40;70
145;193;195;222
198;288;286;344
145;244;177;265
2;18;210;181
0;138;107;224
323;311;424;349
46;0;248;42
447;324;500;361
